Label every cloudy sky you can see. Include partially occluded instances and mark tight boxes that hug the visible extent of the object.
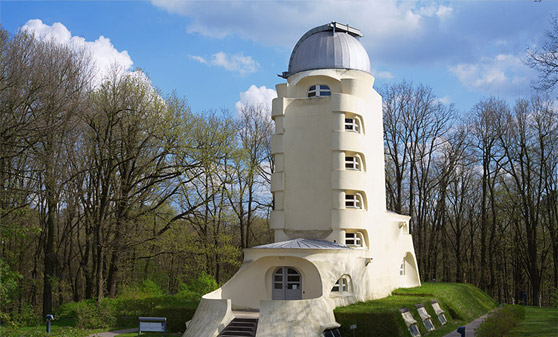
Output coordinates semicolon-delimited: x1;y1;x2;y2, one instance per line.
1;1;555;114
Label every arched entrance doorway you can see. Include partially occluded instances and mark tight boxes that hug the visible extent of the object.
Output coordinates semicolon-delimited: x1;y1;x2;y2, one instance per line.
272;267;302;300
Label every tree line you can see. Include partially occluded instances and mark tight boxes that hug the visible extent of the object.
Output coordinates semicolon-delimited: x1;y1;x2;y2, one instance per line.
381;83;556;307
1;17;557;324
0;28;273;320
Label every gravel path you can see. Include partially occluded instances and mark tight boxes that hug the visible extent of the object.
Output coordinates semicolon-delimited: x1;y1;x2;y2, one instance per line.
87;328;138;336
443;312;492;337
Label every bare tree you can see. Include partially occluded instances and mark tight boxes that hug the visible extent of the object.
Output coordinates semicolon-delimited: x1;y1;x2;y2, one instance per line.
528;14;558;91
227;105;273;249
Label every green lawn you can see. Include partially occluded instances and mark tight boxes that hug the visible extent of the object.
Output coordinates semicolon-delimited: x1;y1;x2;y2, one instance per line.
0;325;101;337
335;282;498;337
118;333;181;337
509;306;558;337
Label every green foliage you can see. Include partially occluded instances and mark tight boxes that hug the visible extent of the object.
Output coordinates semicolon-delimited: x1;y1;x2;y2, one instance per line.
509;306;558;336
119;279;165;299
393;282;497;321
176;271;219;302
56;298;117;329
0;325;95;337
335;282;498;337
0;259;22;309
475;305;525;337
551;288;558;308
1;304;42;327
56;296;197;333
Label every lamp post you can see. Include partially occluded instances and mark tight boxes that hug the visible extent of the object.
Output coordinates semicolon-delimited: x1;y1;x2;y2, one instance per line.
46;314;54;334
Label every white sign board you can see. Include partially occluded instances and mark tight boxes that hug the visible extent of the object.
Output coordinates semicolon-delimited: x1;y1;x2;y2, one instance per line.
139;322;165;332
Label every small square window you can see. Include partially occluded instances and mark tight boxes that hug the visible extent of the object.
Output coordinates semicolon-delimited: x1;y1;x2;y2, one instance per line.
345;118;360;132
345;194;362;209
345;232;363;247
345;156;360;170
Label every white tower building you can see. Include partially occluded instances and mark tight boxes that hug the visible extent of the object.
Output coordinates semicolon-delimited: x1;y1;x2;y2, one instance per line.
183;22;421;337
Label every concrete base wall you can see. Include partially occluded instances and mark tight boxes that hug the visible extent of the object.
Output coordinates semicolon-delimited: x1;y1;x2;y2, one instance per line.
256;297;339;337
183;298;233;337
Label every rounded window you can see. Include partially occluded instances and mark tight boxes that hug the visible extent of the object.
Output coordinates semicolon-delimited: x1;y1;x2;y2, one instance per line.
308;85;331;97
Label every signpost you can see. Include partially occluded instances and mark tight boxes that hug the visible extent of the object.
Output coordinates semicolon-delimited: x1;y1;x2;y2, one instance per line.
138;317;167;336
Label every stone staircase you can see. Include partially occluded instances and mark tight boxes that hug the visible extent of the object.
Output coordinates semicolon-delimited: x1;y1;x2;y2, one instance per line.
217;317;258;337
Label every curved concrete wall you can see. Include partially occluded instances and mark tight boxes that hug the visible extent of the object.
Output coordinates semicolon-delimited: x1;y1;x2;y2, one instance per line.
271;69;387;241
209;255;323;310
256;297;339;337
183;298;233;337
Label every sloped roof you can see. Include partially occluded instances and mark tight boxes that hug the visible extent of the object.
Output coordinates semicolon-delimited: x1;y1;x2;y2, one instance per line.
253;238;349;250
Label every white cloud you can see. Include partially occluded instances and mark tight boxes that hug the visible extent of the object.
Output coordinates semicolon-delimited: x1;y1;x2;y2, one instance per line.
188;55;207;64
449;54;534;95
235;85;277;113
371;69;394;80
437;96;451;105
190;52;259;76
21;19;133;86
436;6;453;20
151;0;453;52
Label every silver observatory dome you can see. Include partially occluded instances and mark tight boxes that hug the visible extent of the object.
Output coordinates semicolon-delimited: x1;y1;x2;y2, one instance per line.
284;22;371;77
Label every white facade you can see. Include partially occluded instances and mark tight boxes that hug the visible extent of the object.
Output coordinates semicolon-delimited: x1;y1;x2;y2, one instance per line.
184;23;420;337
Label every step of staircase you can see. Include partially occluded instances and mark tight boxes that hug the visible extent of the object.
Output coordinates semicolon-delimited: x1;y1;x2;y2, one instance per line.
218;317;258;337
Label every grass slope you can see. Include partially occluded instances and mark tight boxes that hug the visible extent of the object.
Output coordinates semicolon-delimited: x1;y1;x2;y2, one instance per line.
509;306;558;337
334;282;497;337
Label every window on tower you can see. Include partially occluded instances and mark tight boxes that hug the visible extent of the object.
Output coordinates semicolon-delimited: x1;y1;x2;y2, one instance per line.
345;155;361;170
345;232;364;247
344;117;360;132
308;85;331;97
345;193;363;209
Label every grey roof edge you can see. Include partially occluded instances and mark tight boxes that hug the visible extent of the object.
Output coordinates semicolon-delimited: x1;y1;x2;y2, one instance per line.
280;66;372;79
252;238;350;250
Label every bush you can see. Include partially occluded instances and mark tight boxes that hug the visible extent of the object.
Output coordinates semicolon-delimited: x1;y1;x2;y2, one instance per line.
551;288;558;308
475;305;525;337
57;296;198;333
119;279;165;299
56;298;116;329
176;272;218;302
0;304;41;327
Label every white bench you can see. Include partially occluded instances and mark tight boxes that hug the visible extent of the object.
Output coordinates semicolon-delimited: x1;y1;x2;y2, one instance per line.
138;317;167;336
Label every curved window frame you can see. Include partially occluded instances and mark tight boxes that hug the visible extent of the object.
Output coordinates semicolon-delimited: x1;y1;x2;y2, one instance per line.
345;193;363;209
331;275;351;293
345;154;362;171
345;232;364;248
308;84;331;98
344;116;362;133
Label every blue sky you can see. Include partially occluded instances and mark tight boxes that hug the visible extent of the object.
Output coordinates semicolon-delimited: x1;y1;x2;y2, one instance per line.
1;0;555;115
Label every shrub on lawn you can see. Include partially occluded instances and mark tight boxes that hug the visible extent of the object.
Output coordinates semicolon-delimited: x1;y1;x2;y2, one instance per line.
475;305;525;337
0;304;42;327
114;296;197;332
57;298;117;329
